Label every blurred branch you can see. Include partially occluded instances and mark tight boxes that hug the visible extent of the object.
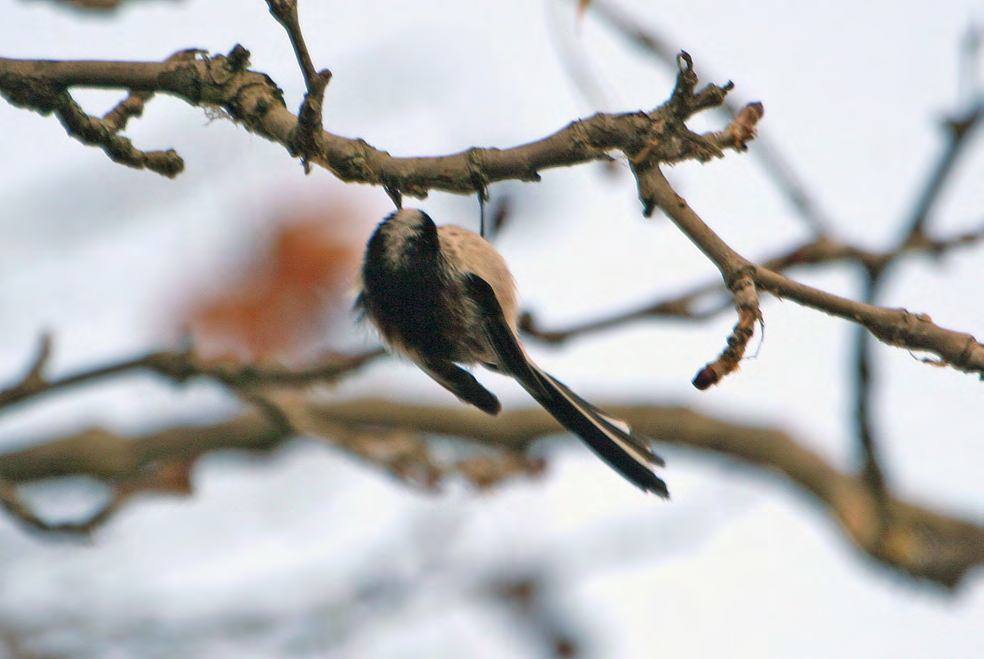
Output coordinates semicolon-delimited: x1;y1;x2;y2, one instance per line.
521;224;984;341
2;397;980;588
1;469;142;536
0;409;285;536
0;409;284;485
851;270;889;510
278;398;984;589
490;574;582;657
33;0;155;10
0;335;384;412
850;95;983;504
903;101;983;238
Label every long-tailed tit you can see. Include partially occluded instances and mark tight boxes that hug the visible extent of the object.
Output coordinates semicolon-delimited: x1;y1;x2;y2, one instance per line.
356;208;667;496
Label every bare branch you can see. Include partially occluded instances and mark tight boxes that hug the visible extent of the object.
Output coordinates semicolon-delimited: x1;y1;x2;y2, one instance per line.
634;166;984;378
0;49;214;177
265;0;334;172
847;90;983;507
0;339;384;412
4;77;182;176
0;49;748;193
265;0;326;91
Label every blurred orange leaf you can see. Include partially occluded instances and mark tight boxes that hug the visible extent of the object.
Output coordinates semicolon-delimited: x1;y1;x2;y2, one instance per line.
183;206;364;363
578;0;593;24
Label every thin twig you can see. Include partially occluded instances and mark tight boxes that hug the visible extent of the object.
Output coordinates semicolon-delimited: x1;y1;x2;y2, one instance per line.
0;474;130;537
0;337;384;412
692;274;761;389
903;102;983;238
265;0;334;172
101;89;154;132
853;274;889;503
266;0;322;91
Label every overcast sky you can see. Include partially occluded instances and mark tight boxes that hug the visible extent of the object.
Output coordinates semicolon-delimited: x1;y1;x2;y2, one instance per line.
1;1;982;657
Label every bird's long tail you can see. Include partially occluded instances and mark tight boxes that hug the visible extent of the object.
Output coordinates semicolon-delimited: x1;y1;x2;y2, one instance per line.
521;363;668;496
463;273;668;496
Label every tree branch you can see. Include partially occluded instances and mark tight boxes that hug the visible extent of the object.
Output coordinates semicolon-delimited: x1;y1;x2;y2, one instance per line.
636;166;984;378
0;336;384;413
2;398;979;588
0;48;754;196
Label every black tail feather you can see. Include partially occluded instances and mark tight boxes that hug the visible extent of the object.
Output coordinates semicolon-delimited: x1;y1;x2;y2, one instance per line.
464;273;668;496
524;365;668;496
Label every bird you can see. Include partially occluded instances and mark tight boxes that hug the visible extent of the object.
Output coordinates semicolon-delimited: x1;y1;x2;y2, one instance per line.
356;208;667;496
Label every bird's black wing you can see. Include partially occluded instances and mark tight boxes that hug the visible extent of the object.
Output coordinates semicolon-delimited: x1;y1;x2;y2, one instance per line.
357;280;500;415
420;358;502;416
463;273;668;496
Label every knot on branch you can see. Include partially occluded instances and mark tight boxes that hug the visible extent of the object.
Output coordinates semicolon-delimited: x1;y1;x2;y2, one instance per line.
667;51;736;120
289;68;332;172
867;309;934;348
467;147;492;194
627;52;752;172
226;44;251;71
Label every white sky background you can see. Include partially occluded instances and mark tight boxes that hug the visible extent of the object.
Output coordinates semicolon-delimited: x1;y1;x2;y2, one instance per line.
1;0;983;657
